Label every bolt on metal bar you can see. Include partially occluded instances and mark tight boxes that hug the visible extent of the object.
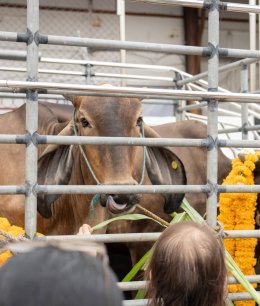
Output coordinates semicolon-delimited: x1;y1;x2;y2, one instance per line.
241;64;249;140
25;0;39;239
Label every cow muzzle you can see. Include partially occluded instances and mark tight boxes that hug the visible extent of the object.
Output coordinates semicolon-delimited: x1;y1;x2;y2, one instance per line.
100;193;141;215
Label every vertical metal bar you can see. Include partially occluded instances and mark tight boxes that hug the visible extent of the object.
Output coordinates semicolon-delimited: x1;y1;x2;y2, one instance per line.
25;0;39;239
118;0;127;86
249;0;256;92
241;64;249;140
206;0;219;227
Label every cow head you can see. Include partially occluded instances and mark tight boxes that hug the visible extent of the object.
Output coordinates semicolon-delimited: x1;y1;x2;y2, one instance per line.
37;96;186;218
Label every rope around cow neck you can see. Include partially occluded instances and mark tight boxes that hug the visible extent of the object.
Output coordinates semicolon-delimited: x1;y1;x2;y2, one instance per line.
72;108;147;215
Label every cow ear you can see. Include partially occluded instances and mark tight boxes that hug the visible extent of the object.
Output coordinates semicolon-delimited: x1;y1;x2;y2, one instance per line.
37;124;73;218
63;95;82;108
144;125;187;214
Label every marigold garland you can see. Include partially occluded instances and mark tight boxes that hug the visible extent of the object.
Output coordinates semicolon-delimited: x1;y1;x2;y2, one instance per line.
0;218;43;265
218;153;258;306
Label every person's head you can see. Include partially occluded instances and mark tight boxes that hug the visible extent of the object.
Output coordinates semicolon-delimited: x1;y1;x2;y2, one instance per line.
146;221;227;306
0;243;123;306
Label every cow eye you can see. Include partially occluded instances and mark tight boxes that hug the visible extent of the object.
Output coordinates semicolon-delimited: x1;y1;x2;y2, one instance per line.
136;117;143;127
80;117;91;128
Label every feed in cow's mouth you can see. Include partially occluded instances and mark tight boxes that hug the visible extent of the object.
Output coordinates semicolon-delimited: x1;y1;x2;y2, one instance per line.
106;195;129;214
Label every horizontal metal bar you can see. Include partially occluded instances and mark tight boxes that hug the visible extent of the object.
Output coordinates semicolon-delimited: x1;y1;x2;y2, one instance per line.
132;0;260;14
123;291;260;305
0;93;63;100
40;135;207;147
41;57;176;71
225;230;260;238
2;184;260;195
220;139;260;148
93;72;174;82
45;35;209;56
219;185;260;193
37;232;161;243
36;230;260;243
0;88;185;100
0;186;26;194
218;125;260;134
0;49;28;61
0;66;84;76
228;291;260;301
119;275;260;291
3;80;260;101
0;31;18;43
37;184;208;194
118;281;146;291
0;134;27;143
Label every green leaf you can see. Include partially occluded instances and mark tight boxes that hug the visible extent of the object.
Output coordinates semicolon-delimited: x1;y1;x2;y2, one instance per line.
91;213;167;232
122;249;152;282
135;289;145;300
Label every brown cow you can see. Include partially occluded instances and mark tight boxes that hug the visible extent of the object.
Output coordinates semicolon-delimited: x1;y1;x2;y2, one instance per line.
0;97;186;241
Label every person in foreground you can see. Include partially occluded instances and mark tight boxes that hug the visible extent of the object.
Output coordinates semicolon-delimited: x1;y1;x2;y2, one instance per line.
0;241;123;306
145;221;227;306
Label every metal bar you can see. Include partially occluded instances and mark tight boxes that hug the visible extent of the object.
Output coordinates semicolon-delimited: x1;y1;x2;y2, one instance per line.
218;124;260;134
0;49;28;61
228;291;260;301
119;276;260;291
2;183;260;195
0;186;26;194
44;35;209;56
219;185;260;192
36;184;209;194
0;93;64;100
206;0;219;228
123;291;260;305
39;135;207;147
25;0;39;239
131;0;260;14
36;230;260;243
220;139;260;147
3;80;260;101
93;72;174;82
0;66;84;76
0;134;27;143
177;58;259;87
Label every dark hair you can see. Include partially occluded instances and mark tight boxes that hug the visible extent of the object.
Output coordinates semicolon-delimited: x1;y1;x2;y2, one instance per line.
0;245;123;306
146;221;227;306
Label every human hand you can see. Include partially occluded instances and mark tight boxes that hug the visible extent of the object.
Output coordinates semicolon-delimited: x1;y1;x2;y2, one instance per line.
77;224;93;235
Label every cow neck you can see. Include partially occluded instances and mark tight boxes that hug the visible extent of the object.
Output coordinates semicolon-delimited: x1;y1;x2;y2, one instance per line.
72;108;147;214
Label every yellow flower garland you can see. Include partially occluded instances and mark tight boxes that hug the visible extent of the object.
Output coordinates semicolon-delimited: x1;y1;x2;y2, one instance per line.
218;153;258;306
0;218;43;265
